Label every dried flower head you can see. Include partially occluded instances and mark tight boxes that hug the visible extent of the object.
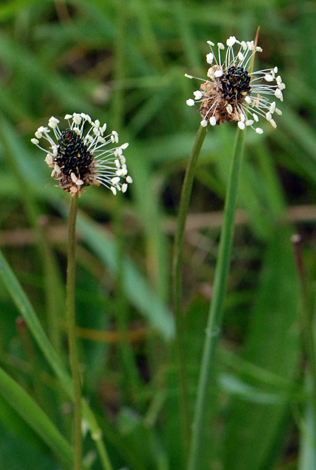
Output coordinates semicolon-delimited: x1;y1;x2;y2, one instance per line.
31;113;132;196
186;36;285;133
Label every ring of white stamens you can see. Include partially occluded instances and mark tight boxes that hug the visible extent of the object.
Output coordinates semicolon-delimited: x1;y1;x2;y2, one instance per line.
185;37;285;133
31;113;132;196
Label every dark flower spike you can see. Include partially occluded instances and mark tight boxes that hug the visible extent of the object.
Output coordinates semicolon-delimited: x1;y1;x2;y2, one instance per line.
32;113;132;196
186;36;285;133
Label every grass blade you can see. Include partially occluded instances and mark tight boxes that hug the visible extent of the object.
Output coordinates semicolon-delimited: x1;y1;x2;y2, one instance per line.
0;366;73;468
0;249;113;470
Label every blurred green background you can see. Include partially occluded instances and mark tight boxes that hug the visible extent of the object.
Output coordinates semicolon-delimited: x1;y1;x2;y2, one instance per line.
0;0;315;469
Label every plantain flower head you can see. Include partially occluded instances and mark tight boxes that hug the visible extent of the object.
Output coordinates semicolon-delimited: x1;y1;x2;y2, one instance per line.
186;36;285;134
31;113;132;196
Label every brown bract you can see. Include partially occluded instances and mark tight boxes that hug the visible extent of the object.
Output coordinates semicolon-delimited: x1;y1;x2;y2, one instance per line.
199;80;247;125
46;156;100;197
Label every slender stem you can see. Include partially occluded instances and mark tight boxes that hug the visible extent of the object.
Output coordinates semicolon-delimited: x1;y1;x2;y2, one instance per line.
172;124;207;453
66;193;82;470
187;128;245;470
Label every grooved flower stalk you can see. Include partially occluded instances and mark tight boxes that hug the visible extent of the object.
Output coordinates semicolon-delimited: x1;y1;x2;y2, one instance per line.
66;193;82;470
187;128;246;470
172;124;207;454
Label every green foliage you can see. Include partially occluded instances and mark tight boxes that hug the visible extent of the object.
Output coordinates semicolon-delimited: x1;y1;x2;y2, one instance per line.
0;0;315;469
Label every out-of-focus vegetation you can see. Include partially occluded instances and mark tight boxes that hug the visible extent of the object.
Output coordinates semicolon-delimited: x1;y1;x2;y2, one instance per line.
0;0;315;469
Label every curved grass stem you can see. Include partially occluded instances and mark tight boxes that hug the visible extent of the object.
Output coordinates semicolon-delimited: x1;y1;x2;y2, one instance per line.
66;193;82;470
187;128;246;470
172;124;207;453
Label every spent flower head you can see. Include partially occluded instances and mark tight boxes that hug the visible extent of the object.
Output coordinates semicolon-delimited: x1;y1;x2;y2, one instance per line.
31;113;132;196
186;36;285;134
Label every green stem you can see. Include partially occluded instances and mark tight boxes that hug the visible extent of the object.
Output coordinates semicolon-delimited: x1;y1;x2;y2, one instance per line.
187;128;245;470
172;124;207;452
66;194;82;470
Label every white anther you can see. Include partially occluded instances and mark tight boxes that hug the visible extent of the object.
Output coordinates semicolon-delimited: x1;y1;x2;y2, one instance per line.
186;99;195;106
194;90;203;100
227;36;237;47
206;53;214;64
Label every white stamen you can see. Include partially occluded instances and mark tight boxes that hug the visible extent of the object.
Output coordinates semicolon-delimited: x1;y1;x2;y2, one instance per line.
73;113;82;125
111;131;119;143
206;53;214;64
227;36;237;47
194;90;203;100
48;117;59;128
274;89;283;101
186;99;195;106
